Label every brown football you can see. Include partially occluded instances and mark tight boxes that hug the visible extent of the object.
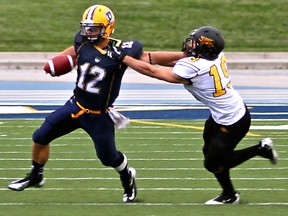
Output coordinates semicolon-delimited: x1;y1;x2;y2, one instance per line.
44;55;76;77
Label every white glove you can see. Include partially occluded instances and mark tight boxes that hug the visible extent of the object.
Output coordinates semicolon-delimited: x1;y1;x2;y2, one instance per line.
108;107;130;129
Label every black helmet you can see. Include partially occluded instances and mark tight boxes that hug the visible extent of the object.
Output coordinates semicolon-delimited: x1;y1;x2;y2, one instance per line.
182;26;225;59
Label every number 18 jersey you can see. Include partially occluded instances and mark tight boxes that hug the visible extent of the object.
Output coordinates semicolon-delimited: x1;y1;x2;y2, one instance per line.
172;52;246;126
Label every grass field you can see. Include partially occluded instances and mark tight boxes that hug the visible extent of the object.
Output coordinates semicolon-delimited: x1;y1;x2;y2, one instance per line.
0;0;287;51
0;119;287;216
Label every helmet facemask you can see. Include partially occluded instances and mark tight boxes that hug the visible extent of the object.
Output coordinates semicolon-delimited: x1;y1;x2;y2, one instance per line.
181;29;199;57
182;38;197;57
80;23;107;43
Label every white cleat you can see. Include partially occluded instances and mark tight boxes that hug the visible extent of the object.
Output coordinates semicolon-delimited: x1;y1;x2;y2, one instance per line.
205;193;240;205
8;174;45;191
259;138;278;165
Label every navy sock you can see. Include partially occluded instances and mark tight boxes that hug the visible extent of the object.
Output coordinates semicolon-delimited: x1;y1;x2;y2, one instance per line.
32;161;44;175
118;165;129;177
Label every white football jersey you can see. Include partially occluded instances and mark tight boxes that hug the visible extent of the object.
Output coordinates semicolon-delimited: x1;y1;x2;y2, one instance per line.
172;52;246;125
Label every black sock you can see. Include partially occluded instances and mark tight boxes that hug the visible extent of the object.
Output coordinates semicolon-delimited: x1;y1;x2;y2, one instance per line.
214;170;235;196
230;145;259;168
31;161;44;175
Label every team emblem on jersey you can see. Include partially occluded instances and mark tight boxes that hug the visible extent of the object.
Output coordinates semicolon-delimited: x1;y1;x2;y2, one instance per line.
199;36;214;48
95;56;101;63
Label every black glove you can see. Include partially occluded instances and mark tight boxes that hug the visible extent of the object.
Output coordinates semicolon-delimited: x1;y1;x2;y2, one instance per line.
106;46;127;62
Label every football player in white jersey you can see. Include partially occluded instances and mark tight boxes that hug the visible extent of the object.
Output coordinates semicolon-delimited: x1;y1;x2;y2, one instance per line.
106;26;279;204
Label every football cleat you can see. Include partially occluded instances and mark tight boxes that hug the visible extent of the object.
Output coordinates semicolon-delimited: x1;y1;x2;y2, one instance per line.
258;138;278;164
205;192;240;205
121;167;137;203
8;173;45;191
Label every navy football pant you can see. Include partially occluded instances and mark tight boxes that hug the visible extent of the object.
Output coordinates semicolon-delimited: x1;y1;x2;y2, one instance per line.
202;106;251;172
33;97;123;167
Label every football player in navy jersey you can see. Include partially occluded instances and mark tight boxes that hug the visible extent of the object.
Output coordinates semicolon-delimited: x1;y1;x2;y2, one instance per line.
106;26;279;204
8;5;186;203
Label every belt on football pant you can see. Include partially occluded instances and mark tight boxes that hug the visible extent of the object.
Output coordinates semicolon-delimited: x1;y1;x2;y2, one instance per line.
71;101;108;119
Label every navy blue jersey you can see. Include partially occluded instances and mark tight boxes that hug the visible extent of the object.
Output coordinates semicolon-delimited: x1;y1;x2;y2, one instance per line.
73;31;143;110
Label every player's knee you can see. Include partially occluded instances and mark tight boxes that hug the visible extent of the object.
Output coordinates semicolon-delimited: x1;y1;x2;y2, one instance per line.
99;157;118;167
203;150;226;173
204;159;224;173
98;151;124;168
32;129;50;145
204;150;229;173
204;139;228;171
97;153;117;167
99;159;112;166
204;158;219;173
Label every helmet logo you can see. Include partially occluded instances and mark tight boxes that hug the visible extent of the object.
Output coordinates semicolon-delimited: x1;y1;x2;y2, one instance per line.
106;11;114;24
199;36;214;48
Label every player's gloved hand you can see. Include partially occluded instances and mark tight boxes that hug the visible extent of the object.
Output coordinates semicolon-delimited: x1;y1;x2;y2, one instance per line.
106;46;127;62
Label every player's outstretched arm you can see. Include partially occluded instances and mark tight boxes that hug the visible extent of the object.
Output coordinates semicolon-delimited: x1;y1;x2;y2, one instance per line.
106;46;188;84
140;52;186;66
123;55;188;84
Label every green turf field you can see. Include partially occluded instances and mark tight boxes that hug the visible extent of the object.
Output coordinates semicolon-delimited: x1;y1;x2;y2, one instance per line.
0;119;287;215
0;0;287;51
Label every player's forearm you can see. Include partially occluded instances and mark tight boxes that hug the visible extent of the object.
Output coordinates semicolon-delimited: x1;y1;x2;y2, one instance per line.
142;52;186;66
124;55;156;77
123;55;186;84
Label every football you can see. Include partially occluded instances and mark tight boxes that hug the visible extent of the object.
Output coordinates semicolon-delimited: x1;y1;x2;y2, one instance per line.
44;55;76;77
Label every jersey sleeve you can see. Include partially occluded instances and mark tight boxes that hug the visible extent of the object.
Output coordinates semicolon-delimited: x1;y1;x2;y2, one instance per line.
172;58;198;79
121;40;144;60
